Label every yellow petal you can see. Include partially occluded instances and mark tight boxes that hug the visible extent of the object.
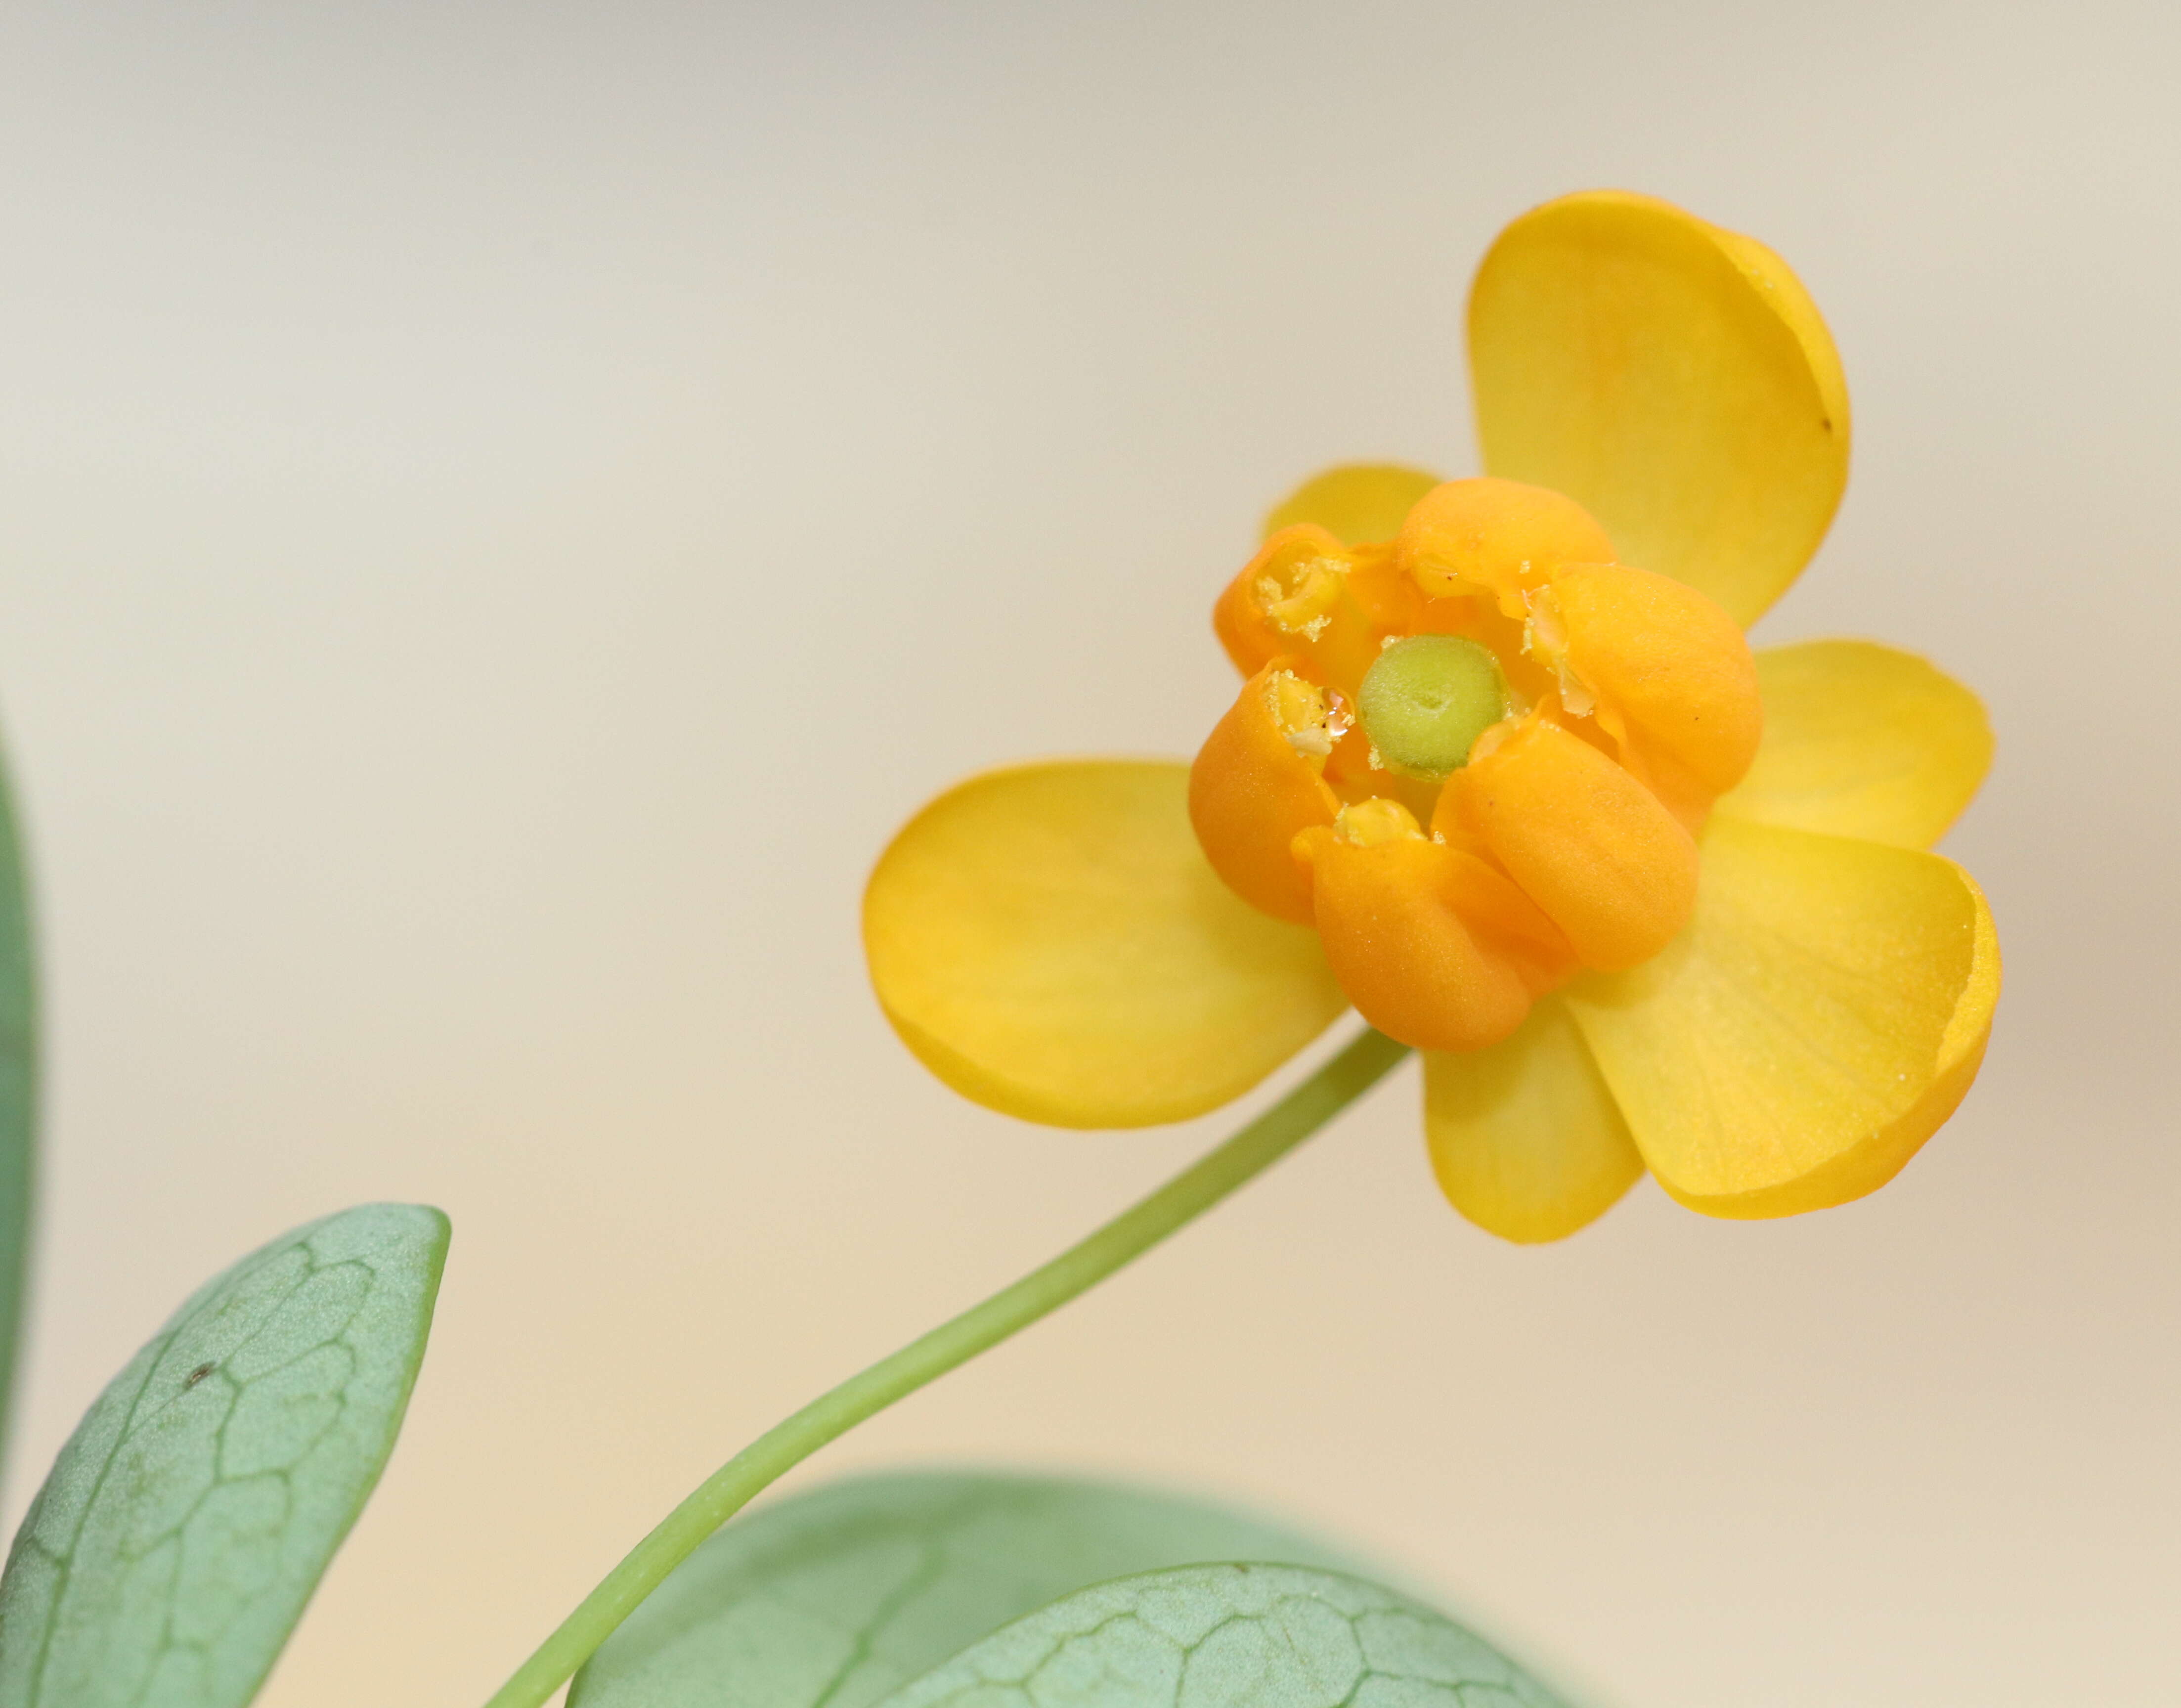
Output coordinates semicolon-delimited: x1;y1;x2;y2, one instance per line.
1566;816;1999;1219
864;760;1347;1128
1265;463;1442;546
1423;996;1644;1244
1717;640;1993;850
1468;191;1849;626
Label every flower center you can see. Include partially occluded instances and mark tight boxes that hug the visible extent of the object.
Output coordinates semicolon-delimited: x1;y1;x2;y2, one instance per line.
1356;636;1508;782
1190;475;1765;1054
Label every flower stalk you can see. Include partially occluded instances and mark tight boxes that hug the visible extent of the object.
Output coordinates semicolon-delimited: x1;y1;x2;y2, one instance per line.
480;1026;1411;1708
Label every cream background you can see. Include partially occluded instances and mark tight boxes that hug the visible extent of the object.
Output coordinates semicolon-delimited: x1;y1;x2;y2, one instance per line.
1;2;2175;1704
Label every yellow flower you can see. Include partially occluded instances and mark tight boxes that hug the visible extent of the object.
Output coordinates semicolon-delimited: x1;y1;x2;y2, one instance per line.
863;190;1999;1242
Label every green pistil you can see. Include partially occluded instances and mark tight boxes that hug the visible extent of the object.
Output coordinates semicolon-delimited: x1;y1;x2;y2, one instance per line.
1356;635;1509;781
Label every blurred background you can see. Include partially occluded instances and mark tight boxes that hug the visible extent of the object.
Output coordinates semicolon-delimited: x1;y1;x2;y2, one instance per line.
0;1;2175;1704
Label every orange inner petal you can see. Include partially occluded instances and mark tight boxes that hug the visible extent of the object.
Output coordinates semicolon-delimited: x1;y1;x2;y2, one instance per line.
1188;661;1341;924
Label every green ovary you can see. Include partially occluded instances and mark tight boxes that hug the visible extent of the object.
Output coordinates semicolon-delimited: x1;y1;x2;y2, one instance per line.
1356;635;1509;782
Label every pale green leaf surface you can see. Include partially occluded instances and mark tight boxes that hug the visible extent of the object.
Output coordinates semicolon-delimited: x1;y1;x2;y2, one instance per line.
880;1563;1570;1708
569;1472;1368;1708
0;1203;449;1708
0;745;37;1470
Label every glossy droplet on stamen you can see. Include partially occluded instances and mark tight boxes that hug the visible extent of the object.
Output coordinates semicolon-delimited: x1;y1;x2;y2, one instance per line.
1268;670;1335;762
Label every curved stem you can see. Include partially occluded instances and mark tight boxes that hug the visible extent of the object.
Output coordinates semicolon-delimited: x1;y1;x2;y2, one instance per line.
481;1026;1410;1708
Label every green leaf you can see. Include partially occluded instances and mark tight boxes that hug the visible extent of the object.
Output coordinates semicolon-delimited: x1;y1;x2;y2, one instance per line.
0;742;37;1472
568;1472;1350;1708
878;1563;1571;1708
570;1471;1562;1708
0;1202;450;1708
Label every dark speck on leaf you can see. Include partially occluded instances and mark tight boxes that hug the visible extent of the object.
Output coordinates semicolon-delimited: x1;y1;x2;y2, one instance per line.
184;1362;216;1388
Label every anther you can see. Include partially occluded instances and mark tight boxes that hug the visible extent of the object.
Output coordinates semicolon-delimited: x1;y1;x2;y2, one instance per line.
1260;556;1348;639
1264;670;1338;764
1335;797;1426;847
1520;585;1597;716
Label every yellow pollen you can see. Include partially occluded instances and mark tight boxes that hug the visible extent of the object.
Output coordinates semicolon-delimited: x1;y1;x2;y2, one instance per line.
1335;797;1425;847
1265;670;1336;763
1262;557;1348;639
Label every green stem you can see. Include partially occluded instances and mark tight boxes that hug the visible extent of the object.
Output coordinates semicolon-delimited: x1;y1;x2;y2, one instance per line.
481;1026;1410;1708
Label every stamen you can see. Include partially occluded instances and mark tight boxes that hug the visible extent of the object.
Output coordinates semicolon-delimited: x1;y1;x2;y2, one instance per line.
1355;635;1510;782
1264;670;1337;764
1335;797;1426;847
1521;585;1597;717
1262;556;1348;639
